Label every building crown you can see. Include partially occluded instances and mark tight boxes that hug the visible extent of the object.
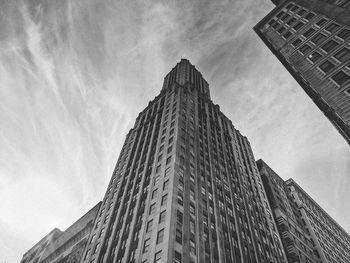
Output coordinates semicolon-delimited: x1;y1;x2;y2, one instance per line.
162;58;211;99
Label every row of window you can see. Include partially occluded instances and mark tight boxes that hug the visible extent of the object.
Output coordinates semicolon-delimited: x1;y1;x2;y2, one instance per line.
269;2;350;89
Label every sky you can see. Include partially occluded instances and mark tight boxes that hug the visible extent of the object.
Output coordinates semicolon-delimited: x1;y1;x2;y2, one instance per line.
0;0;349;262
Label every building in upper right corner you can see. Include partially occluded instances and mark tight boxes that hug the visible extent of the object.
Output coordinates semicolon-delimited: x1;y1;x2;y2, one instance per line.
257;159;350;263
254;0;350;145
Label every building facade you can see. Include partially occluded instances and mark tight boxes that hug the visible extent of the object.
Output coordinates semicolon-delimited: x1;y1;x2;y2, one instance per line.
286;179;350;263
21;229;62;263
256;159;350;263
254;0;350;145
20;203;101;263
257;160;317;263
80;59;287;263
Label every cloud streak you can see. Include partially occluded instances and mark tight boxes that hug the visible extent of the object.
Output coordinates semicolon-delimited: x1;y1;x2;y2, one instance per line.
0;0;349;262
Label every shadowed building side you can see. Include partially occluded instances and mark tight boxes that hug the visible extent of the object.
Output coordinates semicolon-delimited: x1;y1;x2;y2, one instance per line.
254;0;350;145
257;159;317;263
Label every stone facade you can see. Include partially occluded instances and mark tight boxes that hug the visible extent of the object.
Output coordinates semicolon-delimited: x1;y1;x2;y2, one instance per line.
80;59;287;263
254;0;350;145
21;203;101;263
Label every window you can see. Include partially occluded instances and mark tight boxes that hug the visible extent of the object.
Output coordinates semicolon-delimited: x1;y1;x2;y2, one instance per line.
268;19;276;26
272;22;280;30
316;18;327;27
154;251;162;263
156;165;161;173
334;48;350;63
143;238;151;253
319;61;335;73
293;22;304;30
163;180;169;191
177;210;183;224
277;26;285;34
156;229;165;244
292;38;302;47
283;31;292;39
174;251;182;263
176;229;182;244
168;137;173;144
167;146;173;154
337;29;350;40
152;189;158;199
85;249;91;260
190;240;196;254
311;33;327;45
159;210;166;223
305;13;315;20
308;52;321;62
166;156;172;165
161;194;168;206
325;23;340;33
281;13;290;21
303;28;315;38
321;40;338;53
286;17;296;26
94;243;100;254
149;203;156;214
154;175;160;185
164;167;171;177
276;11;284;18
331;71;350;85
299;45;311;54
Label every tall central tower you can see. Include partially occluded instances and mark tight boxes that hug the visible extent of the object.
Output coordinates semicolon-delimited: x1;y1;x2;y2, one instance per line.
81;59;286;263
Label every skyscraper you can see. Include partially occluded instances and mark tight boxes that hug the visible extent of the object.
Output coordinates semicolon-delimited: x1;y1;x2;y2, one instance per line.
80;59;287;263
286;179;350;262
254;0;350;145
257;159;350;263
257;160;317;263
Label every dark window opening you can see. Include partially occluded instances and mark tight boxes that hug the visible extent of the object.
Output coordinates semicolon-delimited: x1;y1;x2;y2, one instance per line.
325;23;340;33
334;48;350;63
299;45;311;54
321;40;338;53
311;33;327;45
303;28;315;38
337;29;350;40
319;61;335;73
331;71;350;86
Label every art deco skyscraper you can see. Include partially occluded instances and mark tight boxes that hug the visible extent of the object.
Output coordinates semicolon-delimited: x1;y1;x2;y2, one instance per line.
81;59;287;263
254;0;350;145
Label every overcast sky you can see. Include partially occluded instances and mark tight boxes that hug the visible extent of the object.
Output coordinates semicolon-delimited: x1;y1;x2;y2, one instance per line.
1;0;349;262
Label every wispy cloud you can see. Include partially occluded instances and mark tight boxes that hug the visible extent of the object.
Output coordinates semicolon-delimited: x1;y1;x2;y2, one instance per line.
0;0;349;262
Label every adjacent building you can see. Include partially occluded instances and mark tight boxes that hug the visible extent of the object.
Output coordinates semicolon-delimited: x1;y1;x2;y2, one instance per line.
254;0;350;145
21;229;62;263
286;179;350;263
20;202;101;263
257;159;350;263
257;160;317;263
81;59;287;263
